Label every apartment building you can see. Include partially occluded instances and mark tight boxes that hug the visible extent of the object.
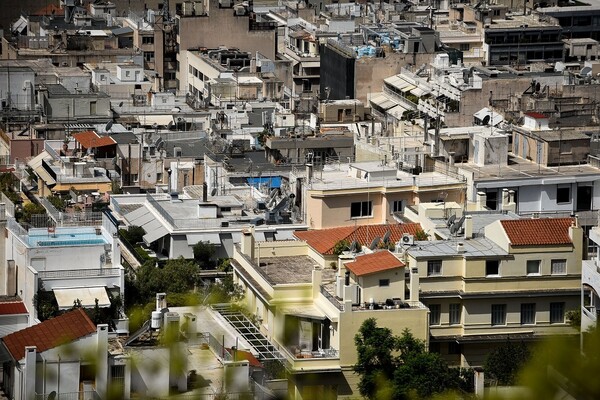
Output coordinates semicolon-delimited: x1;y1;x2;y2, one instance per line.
231;226;429;399
404;205;581;367
297;161;466;229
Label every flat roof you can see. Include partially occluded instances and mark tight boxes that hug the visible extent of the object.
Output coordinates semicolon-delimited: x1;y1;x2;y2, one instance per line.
257;256;336;285
407;237;508;258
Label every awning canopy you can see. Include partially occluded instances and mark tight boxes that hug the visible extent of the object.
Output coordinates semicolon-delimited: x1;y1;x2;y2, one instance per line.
279;304;327;320
370;93;397;111
401;84;417;93
387;105;408;119
28;151;51;170
125;206;169;244
384;75;413;91
186;233;222;245
142;220;169;244
410;86;431;97
34;165;56;186
54;287;111;310
137;115;174;126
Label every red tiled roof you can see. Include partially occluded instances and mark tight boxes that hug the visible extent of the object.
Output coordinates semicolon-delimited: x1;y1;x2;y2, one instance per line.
33;4;65;16
0;302;27;316
2;309;96;361
525;112;548;119
72;131;116;149
500;218;574;246
345;250;405;276
294;223;422;255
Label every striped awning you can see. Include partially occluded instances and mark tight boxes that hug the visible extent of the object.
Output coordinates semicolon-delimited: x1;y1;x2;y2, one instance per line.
370;93;397;111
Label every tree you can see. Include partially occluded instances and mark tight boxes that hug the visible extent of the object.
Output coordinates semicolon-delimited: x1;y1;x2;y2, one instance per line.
21;202;46;223
354;320;471;399
193;241;216;269
162;257;200;293
47;194;68;212
484;340;531;386
332;239;351;256
414;229;429;241
354;318;398;399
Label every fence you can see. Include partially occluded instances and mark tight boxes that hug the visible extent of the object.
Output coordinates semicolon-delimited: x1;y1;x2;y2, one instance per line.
35;391;100;400
1;193;15;217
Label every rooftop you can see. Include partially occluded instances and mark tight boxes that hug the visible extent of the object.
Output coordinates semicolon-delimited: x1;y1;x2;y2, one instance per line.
0;299;27;316
500;217;574;246
2;308;96;361
294;223;423;255
345;250;405;276
257;255;336;285
406;237;508;258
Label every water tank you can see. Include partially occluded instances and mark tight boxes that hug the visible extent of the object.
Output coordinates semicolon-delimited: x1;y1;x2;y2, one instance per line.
151;311;162;329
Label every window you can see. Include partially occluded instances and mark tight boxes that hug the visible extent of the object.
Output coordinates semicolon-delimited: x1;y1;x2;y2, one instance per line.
144;51;155;62
125;70;131;77
526;260;541;275
449;304;461;325
142;36;154;45
486;260;499;276
100;74;106;81
460;43;470;51
156;173;162;182
131;174;138;183
429;304;441;325
520;303;536;325
491;304;507;326
350;201;372;218
427;260;442;276
379;279;390;287
391;200;404;213
550;302;565;324
551;259;567;275
557;186;571;204
90;101;97;115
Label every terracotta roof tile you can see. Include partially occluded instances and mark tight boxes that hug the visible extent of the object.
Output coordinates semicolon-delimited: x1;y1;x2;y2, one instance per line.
72;131;116;149
2;308;96;361
345;250;405;276
294;223;422;255
500;218;574;246
0;302;27;316
525;112;548;119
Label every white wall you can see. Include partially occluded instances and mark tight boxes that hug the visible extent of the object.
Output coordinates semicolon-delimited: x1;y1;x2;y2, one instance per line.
129;348;171;398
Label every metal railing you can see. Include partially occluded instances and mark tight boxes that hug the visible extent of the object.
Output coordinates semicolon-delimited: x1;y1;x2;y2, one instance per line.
1;193;15;217
35;391;100;400
38;268;120;280
207;331;233;362
320;285;344;311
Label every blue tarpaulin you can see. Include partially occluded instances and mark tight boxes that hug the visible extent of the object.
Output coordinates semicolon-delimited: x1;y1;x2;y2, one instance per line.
247;176;282;188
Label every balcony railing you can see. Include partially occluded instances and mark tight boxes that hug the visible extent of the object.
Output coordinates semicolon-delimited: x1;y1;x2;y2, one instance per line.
35;391;100;400
320;285;344;311
38;268;120;280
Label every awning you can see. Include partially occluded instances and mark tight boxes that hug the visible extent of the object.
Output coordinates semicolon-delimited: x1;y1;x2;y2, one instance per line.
54;287;111;310
34;165;56;186
370;93;397;111
137;115;174;126
387;105;408;119
279;304;326;320
384;75;412;91
143;223;169;244
401;84;417;93
410;86;431;97
186;233;222;245
28;151;50;170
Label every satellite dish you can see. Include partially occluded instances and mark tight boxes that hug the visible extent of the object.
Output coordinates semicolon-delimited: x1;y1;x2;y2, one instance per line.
369;237;381;250
482;115;491;126
210;188;217;196
446;214;456;227
382;230;391;244
105;121;113;132
349;240;359;252
118;101;124;107
450;215;466;235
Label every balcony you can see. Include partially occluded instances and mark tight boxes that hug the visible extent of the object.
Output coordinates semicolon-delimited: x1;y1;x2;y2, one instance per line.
276;342;341;372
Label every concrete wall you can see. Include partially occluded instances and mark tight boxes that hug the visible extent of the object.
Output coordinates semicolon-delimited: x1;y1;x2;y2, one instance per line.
356;268;405;304
129;347;171;398
177;1;276;60
0;68;36;111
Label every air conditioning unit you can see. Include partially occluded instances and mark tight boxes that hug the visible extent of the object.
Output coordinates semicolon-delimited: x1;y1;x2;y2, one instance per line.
402;233;414;246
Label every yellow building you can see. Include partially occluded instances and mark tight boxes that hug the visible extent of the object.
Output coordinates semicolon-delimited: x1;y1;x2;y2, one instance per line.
231;226;429;400
404;211;581;367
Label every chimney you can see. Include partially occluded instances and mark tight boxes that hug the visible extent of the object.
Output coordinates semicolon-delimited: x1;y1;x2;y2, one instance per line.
448;152;455;167
240;225;255;260
312;268;322;299
476;191;487;210
505;189;517;212
456;242;465;253
409;266;419;302
96;324;109;399
24;347;37;400
500;188;509;210
464;215;473;239
156;292;167;311
202;182;208;203
306;163;313;184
